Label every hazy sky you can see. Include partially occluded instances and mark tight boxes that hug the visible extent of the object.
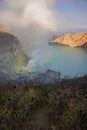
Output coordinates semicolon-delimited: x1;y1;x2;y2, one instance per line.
56;0;87;33
57;0;87;13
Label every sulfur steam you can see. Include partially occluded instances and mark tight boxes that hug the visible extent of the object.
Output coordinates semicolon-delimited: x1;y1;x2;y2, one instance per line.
0;0;57;72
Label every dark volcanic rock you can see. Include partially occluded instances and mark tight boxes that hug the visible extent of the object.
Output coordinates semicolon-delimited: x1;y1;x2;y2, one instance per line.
0;32;29;73
17;69;62;86
0;69;63;87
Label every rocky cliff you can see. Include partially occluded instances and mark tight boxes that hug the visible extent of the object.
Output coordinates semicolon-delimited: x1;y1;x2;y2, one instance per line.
0;32;29;73
51;33;87;48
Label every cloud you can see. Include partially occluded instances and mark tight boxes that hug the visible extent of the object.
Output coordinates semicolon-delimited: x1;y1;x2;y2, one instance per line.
2;0;56;30
5;0;28;10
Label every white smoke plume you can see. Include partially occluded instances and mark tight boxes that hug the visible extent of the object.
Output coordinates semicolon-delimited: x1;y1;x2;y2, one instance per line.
0;0;57;72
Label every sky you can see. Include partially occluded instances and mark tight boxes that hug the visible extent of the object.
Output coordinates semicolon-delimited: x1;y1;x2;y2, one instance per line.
56;0;87;13
56;0;87;33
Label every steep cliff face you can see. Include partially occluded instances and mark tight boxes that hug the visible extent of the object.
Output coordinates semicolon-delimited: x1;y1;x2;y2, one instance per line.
51;33;87;48
0;32;29;73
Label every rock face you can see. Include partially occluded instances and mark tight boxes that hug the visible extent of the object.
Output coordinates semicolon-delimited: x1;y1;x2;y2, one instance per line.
0;25;7;32
51;33;87;48
0;32;29;73
0;69;63;86
22;69;62;86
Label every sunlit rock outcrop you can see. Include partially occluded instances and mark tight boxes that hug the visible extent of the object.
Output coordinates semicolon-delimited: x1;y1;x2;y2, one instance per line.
51;33;87;48
0;32;29;73
0;25;7;32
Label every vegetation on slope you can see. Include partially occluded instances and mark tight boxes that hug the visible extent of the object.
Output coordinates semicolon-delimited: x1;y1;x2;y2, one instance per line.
0;76;87;130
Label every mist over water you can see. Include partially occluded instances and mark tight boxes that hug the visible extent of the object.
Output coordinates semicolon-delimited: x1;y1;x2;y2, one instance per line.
25;45;50;73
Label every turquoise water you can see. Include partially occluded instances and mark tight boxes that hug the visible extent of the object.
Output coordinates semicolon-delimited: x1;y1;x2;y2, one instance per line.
46;45;87;78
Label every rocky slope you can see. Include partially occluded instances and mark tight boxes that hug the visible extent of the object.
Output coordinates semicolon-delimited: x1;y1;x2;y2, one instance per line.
0;32;29;73
50;33;87;48
0;69;62;86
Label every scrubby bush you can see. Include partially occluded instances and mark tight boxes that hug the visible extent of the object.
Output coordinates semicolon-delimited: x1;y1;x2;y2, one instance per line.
0;81;87;130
